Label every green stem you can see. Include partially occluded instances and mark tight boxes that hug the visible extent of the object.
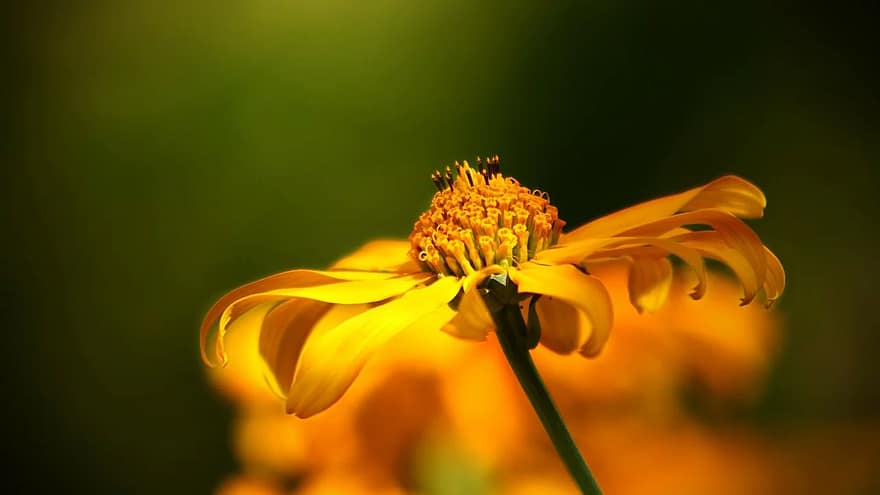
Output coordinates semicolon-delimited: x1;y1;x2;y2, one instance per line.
490;300;603;495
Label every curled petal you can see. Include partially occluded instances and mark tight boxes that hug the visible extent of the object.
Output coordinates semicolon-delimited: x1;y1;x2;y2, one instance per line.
669;230;765;304
286;276;461;417
680;175;766;218
628;257;673;313
272;303;374;394
564;175;766;241
511;263;613;357
200;269;399;365
548;236;709;300
534;296;590;354
330;239;421;273
214;273;434;365
259;299;333;395
762;247;785;306
207;301;276;404
621;209;767;298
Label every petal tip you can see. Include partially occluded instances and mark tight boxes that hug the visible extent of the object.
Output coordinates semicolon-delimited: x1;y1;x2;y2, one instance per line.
286;399;317;418
200;347;229;369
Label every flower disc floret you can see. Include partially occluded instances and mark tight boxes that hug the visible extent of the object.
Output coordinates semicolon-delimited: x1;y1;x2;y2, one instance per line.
409;157;566;277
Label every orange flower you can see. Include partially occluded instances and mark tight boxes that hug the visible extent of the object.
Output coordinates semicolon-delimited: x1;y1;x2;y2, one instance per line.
201;157;784;418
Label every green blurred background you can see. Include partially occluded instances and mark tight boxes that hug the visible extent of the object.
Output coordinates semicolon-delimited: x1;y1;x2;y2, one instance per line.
5;1;878;493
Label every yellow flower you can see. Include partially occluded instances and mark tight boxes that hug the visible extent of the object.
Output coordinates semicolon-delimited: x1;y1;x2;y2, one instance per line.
211;265;789;494
201;157;784;418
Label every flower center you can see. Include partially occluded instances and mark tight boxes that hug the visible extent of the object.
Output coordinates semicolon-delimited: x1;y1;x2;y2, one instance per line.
409;156;566;277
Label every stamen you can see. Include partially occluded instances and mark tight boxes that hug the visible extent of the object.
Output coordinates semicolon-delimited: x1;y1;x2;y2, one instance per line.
444;254;462;276
487;155;500;177
445;239;475;276
431;171;444;191
463;160;475;187
478;235;497;267
513;224;529;263
496;228;517;264
503;210;514;229
460;229;483;270
478;217;497;238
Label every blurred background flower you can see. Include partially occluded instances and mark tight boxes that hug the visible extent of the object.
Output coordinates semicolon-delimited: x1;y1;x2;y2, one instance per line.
4;1;879;493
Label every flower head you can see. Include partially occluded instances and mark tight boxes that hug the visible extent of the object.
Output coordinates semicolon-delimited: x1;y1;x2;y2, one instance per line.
410;156;565;276
201;156;784;418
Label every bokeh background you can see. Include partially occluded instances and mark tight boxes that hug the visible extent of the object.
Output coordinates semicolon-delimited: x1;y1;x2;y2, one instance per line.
5;1;879;493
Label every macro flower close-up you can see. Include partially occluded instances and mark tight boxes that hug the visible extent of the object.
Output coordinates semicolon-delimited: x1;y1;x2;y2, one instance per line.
9;3;880;493
201;157;783;422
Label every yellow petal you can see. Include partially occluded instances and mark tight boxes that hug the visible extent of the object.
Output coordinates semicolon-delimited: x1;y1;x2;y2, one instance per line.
541;235;708;299
460;264;506;292
680;175;766;218
628;257;673;313
591;238;709;298
403;303;457;338
246;272;434;305
622;209;767;298
533;238;611;265
443;284;493;341
259;298;333;395
200;268;399;365
214;273;434;366
442;265;505;341
762;246;785;306
564;175;765;241
510;264;613;357
206;301;277;405
669;230;764;304
268;303;374;394
286;276;461;417
330;239;421;273
534;296;590;354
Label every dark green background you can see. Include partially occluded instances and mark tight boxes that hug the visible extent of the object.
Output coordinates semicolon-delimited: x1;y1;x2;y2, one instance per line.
5;1;878;493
